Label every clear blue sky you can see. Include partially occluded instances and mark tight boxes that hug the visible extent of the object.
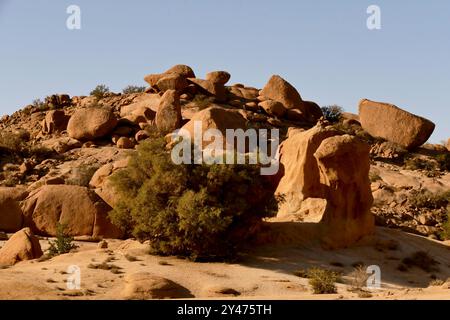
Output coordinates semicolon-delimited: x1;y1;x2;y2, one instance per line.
0;0;449;143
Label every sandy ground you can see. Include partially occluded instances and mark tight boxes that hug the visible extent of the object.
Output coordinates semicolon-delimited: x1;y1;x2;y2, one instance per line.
0;226;449;300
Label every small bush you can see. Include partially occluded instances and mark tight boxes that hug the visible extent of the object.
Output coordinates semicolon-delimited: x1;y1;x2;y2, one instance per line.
90;84;110;100
404;157;436;172
408;190;450;209
321;105;343;123
109;137;281;260
307;268;339;294
122;85;146;94
441;212;450;240
434;153;450;171
349;266;369;290
48;223;77;257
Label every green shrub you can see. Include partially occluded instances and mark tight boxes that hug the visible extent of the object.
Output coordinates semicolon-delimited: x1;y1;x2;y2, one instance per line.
408;190;450;209
307;268;339;294
404;157;436;172
90;84;110;100
48;223;77;256
321;105;343;123
442;212;450;240
434;153;450;171
109;137;281;260
122;85;146;94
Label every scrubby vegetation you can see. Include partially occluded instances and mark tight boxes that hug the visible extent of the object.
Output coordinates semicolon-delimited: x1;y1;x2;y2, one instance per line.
321;105;343;123
408;190;450;210
90;84;110;100
122;85;146;94
48;223;78;257
307;268;340;294
109;137;281;260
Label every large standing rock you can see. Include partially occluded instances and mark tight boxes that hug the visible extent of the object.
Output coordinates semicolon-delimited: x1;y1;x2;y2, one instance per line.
21;185;122;238
446;138;450;152
314;135;374;248
177;106;247;150
275;122;374;248
67;107;118;140
0;187;28;232
359;99;435;149
41;110;70;134
122;272;192;299
276;124;340;216
155;90;182;135
0;228;43;266
144;64;195;88
259;75;303;109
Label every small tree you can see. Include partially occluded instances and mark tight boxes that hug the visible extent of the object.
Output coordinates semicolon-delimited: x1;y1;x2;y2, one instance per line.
122;85;146;94
109;137;281;260
90;84;110;100
321;105;343;123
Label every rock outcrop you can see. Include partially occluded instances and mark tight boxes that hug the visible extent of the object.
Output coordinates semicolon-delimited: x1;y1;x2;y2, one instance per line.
359;99;435;149
314;134;374;247
177;106;247;150
275;122;374;247
0;228;42;266
67;107;118;140
0;187;28;232
21;185;122;239
144;64;195;90
41;110;69;134
155;90;182;135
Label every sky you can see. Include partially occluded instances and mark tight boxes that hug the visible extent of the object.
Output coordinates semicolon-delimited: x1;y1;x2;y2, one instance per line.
0;0;449;143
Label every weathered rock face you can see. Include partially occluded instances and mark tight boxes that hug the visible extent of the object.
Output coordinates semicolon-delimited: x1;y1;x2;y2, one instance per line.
144;64;195;89
276;124;340;216
21;185;122;239
359;99;435;150
275;123;374;247
67;107;118;140
155;73;189;92
177;106;247;150
89;158;129;208
300;101;323;123
41;110;69;134
155;90;182;135
205;71;231;85
41;137;82;154
259;75;303;110
258;100;286;118
0;187;28;232
447;138;450;152
187;78;227;102
0;228;42;266
122;272;192;299
314;134;374;248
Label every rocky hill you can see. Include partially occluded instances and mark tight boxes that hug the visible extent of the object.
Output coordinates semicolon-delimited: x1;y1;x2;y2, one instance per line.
0;64;449;299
